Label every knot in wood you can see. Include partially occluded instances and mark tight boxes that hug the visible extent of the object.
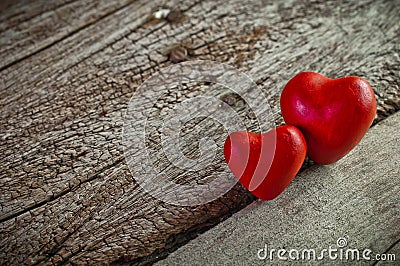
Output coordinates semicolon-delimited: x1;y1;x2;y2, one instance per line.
168;46;187;63
166;9;183;23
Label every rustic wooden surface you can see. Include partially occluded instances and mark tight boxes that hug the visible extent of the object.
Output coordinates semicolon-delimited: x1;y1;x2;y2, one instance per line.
0;0;399;265
158;110;400;266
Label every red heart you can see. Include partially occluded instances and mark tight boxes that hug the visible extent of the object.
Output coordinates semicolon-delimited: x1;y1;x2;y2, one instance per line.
224;125;307;200
280;72;376;164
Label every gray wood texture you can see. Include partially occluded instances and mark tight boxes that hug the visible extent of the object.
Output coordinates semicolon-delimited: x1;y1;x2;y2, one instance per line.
0;0;399;264
157;110;400;266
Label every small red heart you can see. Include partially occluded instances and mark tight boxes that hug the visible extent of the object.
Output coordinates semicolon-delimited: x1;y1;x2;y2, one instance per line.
224;125;307;200
280;72;376;164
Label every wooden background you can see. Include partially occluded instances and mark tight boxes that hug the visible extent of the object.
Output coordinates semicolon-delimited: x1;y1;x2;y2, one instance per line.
0;0;399;265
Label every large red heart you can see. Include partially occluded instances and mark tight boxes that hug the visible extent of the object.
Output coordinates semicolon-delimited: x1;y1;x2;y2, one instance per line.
224;125;307;200
280;72;376;164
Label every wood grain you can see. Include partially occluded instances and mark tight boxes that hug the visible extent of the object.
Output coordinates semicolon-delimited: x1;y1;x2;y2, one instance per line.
0;0;399;264
158;105;400;266
0;0;135;71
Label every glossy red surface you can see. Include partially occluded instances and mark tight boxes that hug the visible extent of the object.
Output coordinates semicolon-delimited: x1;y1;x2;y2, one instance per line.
280;72;376;164
224;125;307;200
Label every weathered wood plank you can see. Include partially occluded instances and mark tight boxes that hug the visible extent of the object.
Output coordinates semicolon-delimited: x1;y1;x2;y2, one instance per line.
0;0;399;264
157;110;400;266
0;0;135;71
